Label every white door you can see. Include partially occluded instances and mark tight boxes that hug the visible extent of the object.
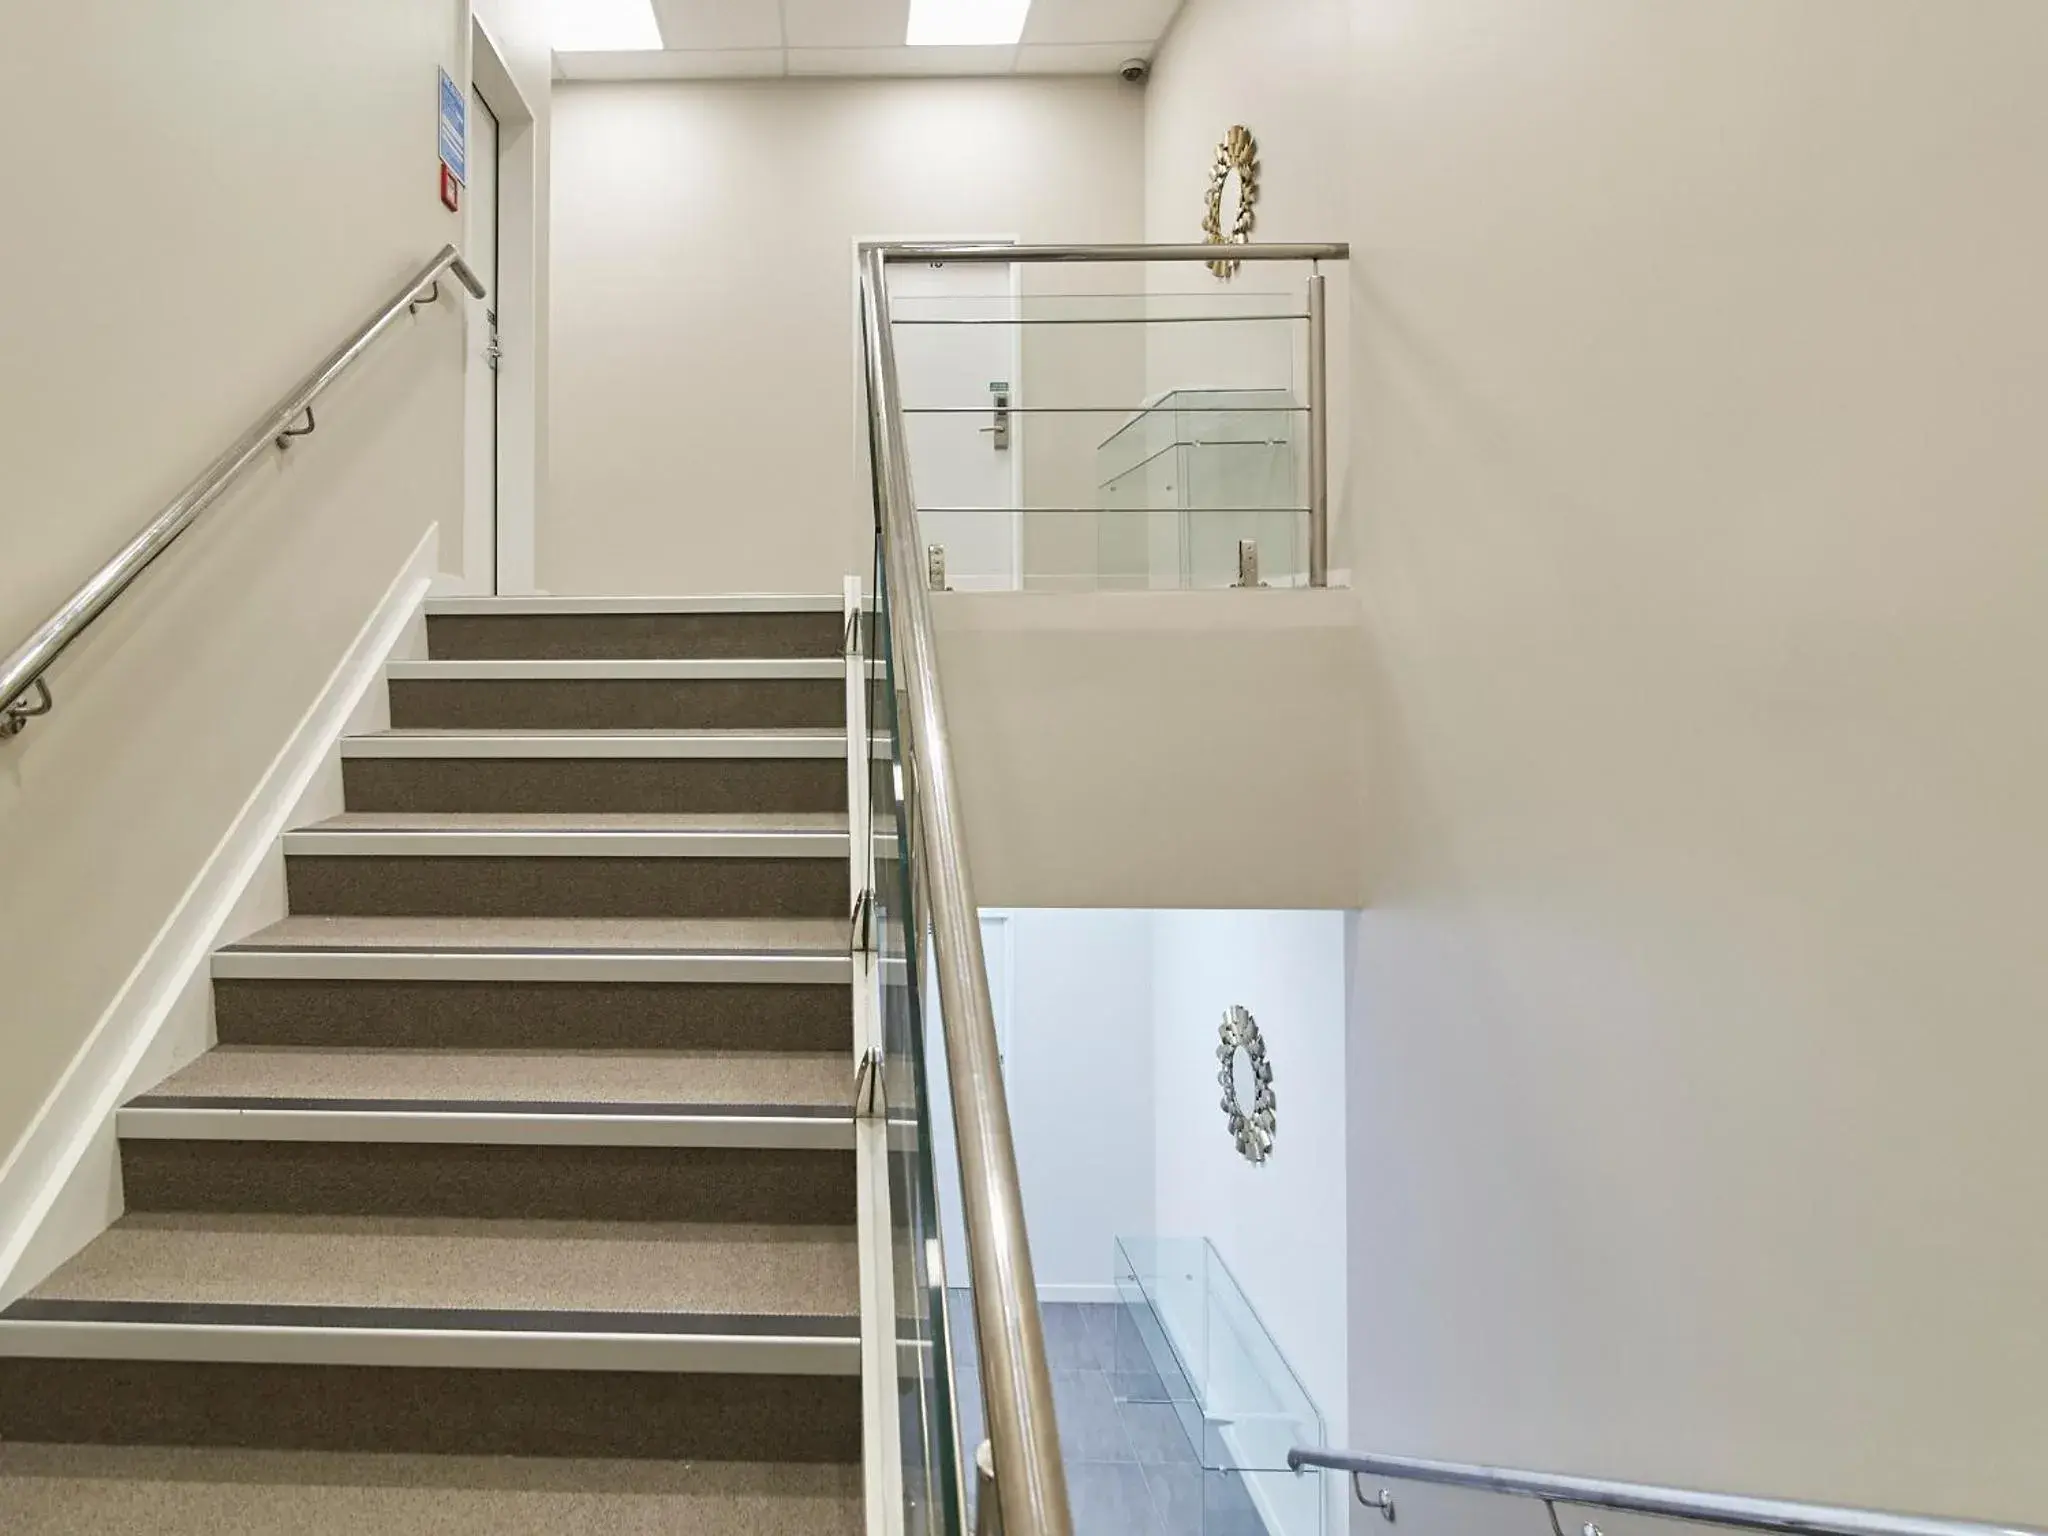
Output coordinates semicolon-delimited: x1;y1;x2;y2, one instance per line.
463;84;501;592
891;260;1021;591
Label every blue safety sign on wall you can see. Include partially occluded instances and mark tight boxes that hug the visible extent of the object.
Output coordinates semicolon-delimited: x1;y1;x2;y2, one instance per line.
438;68;467;185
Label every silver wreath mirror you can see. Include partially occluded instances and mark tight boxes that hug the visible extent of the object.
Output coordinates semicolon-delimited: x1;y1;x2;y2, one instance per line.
1203;125;1260;279
1216;1005;1277;1165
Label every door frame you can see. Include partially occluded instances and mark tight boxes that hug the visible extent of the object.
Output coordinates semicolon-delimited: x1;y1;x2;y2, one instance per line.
457;14;540;594
850;234;1024;591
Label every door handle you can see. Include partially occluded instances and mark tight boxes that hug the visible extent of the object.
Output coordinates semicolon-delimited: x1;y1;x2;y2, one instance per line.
981;386;1011;452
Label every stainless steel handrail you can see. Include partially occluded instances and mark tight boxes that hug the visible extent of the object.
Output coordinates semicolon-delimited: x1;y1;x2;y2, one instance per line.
0;244;485;738
860;243;1071;1536
878;242;1349;264
1287;1449;2048;1536
875;239;1348;587
858;239;1349;1533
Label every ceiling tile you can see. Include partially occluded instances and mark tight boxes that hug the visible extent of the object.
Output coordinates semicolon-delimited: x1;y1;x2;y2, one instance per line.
787;44;1018;76
558;48;787;80
1021;0;1183;47
1016;43;1158;76
782;0;909;49
651;0;784;49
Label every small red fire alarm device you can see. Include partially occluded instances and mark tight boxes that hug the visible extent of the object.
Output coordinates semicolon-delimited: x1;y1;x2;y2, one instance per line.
440;164;461;213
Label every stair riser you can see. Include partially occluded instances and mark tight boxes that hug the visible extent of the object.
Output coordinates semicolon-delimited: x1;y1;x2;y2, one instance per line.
285;857;847;921
120;1143;855;1223
0;1360;861;1460
427;612;847;661
390;680;844;731
342;758;848;815
212;980;854;1053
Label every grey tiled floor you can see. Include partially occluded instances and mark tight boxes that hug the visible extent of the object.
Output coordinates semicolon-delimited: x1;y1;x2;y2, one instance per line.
946;1293;1267;1536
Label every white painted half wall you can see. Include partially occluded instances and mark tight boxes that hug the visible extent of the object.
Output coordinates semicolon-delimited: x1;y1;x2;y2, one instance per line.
936;591;1370;910
545;76;1146;596
0;1;496;1213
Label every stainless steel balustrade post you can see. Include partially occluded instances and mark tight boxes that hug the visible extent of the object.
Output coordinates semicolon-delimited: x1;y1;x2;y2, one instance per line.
1307;267;1330;588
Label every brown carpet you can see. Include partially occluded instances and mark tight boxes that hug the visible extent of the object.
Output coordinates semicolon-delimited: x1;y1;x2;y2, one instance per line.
145;1046;850;1107
29;1214;857;1317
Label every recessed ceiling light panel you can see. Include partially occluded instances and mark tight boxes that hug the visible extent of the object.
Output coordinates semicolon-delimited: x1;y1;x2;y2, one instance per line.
906;0;1033;47
548;0;663;52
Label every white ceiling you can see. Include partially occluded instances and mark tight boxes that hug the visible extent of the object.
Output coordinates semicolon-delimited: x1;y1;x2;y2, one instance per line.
556;0;1187;80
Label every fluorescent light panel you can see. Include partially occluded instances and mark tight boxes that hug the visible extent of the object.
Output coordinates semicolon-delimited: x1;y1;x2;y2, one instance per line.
549;0;663;52
906;0;1033;46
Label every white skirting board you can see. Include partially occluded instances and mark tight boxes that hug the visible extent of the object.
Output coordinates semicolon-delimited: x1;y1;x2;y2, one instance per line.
0;527;440;1303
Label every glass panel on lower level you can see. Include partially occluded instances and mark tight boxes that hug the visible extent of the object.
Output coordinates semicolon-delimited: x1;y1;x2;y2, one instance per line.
1112;1237;1327;1536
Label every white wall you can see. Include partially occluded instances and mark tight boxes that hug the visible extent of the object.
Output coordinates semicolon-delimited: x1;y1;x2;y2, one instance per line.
0;0;496;1198
546;76;1147;596
941;907;1348;1495
937;590;1370;910
943;907;1350;1404
1152;909;1350;1529
1149;0;2048;1526
933;911;1157;1300
1145;0;1352;575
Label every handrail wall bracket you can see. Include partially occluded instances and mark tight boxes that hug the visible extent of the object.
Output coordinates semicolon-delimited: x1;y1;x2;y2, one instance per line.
0;244;485;742
274;407;317;451
1;678;53;740
1287;1448;2048;1536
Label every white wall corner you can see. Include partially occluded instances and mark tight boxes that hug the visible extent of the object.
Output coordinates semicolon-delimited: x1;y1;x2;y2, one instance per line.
0;526;440;1302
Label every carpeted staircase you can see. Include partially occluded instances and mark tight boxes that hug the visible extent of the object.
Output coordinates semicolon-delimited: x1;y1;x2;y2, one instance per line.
0;597;870;1533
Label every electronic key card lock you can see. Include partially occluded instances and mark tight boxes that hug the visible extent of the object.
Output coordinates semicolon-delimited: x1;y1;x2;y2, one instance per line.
981;381;1012;452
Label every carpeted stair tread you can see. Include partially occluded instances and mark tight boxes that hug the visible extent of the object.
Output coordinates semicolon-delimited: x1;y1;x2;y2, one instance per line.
21;1213;857;1319
138;1047;850;1109
0;1444;862;1532
297;811;849;834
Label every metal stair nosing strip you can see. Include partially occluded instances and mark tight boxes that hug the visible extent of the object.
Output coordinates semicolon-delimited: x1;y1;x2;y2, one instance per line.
116;1096;856;1151
0;1298;860;1375
340;730;854;760
423;595;851;616
385;660;881;681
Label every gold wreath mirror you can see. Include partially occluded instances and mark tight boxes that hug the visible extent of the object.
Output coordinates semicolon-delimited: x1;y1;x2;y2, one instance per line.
1203;125;1260;279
